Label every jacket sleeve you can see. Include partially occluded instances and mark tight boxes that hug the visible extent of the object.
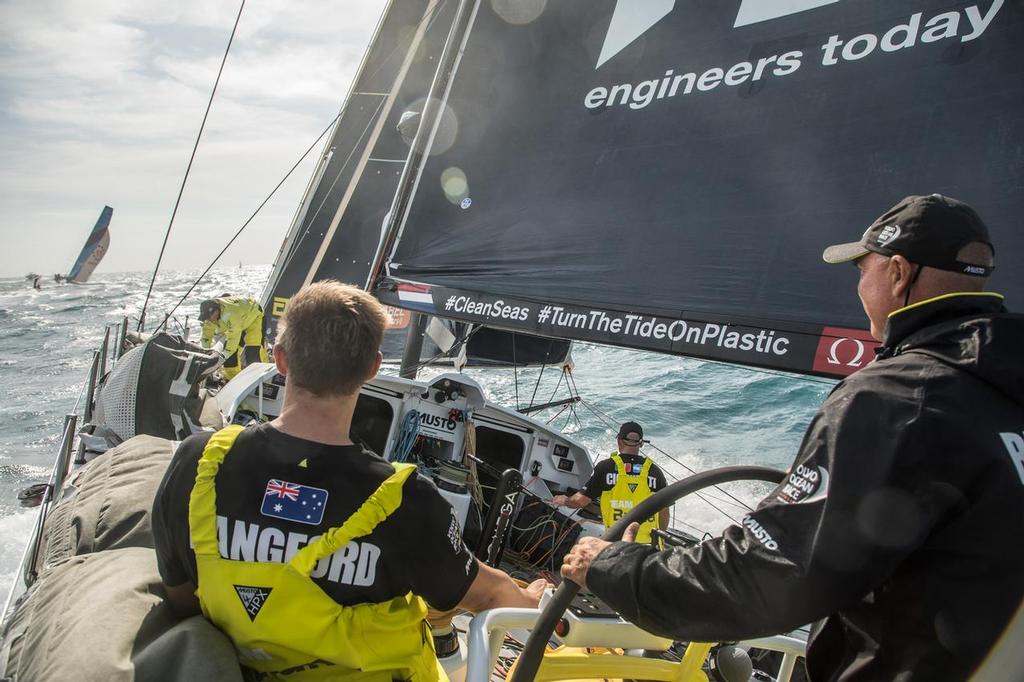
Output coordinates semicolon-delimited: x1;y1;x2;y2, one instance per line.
200;320;215;348
219;302;244;357
587;369;954;642
581;459;612;499
221;324;242;357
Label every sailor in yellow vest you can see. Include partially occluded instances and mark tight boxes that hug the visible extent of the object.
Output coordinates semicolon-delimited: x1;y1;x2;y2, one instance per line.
155;282;547;681
198;295;269;380
551;421;669;544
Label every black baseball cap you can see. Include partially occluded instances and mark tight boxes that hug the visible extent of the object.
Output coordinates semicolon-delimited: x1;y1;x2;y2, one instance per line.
198;299;220;321
617;421;643;443
822;194;994;277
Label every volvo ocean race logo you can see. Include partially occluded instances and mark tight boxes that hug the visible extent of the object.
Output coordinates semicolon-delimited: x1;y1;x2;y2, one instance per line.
876;223;902;246
597;0;843;68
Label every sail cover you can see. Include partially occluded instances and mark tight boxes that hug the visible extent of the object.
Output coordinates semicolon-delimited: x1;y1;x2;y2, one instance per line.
67;205;112;283
379;0;1023;378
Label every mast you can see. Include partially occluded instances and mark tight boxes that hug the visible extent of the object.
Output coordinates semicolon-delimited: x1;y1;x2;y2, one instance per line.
260;0;451;340
366;0;478;292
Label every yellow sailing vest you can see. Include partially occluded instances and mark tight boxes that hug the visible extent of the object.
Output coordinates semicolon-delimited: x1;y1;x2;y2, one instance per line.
599;452;660;544
188;425;446;682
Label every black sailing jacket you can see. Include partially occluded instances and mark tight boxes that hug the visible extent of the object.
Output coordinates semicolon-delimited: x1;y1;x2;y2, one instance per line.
588;293;1024;681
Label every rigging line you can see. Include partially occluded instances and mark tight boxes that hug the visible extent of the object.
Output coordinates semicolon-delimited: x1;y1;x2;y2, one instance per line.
566;368;582;402
576;396;757;513
544;403;570;426
154;113;341;333
545;367;566;406
512;333;520;411
138;0;246;332
526;361;547;410
644;441;755;513
394;322;482;374
577;396;758;514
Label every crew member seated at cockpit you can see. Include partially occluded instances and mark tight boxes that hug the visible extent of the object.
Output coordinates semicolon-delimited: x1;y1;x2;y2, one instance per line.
156;281;547;681
198;295;268;380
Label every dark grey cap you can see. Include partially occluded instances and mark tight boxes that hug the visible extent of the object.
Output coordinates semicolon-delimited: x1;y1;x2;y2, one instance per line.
617;421;643;443
823;194;994;276
198;299;220;321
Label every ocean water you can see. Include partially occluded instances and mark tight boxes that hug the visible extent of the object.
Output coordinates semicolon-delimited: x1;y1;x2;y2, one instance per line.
0;267;834;605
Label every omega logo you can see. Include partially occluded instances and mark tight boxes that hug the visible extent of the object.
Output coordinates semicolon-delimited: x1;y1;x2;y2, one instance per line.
827;337;865;367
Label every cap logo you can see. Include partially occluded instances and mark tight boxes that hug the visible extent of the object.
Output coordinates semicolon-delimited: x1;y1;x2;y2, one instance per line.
876;224;901;246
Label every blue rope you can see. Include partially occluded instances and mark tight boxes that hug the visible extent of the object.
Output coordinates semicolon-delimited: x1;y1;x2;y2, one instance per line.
393;409;420;462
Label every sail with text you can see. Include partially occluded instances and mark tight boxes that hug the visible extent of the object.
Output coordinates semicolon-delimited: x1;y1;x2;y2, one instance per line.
66;206;112;284
376;0;1022;379
261;0;568;366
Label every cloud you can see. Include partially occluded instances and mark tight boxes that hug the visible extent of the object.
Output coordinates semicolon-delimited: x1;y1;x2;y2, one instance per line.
0;0;389;277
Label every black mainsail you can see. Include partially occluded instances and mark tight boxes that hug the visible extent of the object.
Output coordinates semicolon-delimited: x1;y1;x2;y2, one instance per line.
377;0;1023;378
261;0;569;367
260;0;451;350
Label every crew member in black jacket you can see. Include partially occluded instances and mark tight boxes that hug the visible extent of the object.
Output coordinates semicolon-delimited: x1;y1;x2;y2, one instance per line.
561;195;1024;681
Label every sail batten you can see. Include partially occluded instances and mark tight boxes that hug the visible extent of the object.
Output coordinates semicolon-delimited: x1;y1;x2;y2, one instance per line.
380;0;1023;377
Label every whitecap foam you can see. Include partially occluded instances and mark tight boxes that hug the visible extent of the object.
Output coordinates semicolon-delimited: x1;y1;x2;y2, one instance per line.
0;510;38;608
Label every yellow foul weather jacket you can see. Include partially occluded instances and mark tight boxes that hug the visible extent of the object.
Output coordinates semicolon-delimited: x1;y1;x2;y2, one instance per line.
188;426;446;682
200;296;263;358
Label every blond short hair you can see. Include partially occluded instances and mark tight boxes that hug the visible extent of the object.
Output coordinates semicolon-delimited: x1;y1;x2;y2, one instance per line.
276;281;386;396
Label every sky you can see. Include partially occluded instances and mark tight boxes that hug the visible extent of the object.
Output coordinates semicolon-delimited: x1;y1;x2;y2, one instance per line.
0;0;389;278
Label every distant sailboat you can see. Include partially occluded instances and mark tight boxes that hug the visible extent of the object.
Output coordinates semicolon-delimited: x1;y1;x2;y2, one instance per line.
65;206;112;284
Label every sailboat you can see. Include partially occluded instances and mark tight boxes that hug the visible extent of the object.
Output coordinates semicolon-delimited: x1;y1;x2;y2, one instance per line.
62;206;113;284
3;1;1023;681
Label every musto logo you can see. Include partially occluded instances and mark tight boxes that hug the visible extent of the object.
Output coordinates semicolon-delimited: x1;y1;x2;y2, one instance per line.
598;0;842;68
812;327;879;377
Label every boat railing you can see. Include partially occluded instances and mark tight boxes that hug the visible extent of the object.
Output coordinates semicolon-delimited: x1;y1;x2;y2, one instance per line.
21;412;78;588
3;318;127;621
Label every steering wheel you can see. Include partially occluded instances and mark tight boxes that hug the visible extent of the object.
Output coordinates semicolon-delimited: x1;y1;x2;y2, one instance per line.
509;464;786;682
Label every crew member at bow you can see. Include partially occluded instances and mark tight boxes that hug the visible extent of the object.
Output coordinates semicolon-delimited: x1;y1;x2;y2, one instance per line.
198;295;268;380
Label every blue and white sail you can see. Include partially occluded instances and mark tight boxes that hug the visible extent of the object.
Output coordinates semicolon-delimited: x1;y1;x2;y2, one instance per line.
66;206;112;284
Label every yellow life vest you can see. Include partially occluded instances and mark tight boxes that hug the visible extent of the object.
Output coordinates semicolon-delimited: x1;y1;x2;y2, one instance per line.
598;452;660;544
188;425;446;682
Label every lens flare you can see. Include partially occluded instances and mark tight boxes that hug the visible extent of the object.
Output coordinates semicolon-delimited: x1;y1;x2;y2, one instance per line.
441;167;469;205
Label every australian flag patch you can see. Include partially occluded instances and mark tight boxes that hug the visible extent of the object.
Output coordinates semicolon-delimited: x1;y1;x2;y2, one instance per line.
261;479;328;525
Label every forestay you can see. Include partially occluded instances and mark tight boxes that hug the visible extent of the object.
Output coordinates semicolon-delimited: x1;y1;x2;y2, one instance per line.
377;0;1023;378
